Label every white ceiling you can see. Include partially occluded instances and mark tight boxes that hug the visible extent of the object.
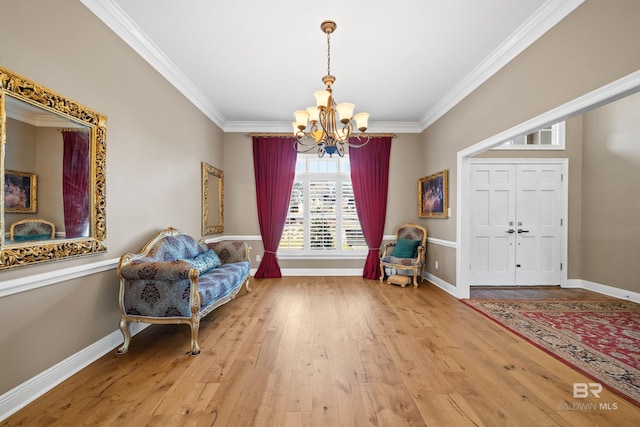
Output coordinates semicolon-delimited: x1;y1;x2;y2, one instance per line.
81;0;583;133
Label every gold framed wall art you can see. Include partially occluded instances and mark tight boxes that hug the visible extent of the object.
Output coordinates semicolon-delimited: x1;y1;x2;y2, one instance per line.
418;169;448;218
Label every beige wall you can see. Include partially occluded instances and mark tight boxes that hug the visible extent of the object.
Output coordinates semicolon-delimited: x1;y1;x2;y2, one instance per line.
420;0;640;289
0;0;224;394
580;91;640;291
4;118;36;226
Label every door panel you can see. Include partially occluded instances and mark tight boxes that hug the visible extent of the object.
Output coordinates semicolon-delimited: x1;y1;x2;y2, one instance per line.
469;165;516;285
515;164;562;285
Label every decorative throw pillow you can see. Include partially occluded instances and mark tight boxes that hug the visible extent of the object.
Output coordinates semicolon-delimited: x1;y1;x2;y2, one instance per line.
391;238;421;258
183;249;221;275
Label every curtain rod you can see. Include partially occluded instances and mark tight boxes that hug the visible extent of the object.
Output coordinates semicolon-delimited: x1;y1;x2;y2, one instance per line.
57;128;89;132
249;132;397;138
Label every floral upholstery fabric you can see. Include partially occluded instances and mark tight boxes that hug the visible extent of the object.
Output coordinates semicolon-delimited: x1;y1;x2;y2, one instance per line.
120;260;191;281
198;262;250;307
207;241;248;264
123;276;192;317
122;261;250;317
119;233;249;318
397;226;425;242
11;219;55;241
146;234;208;261
380;255;422;266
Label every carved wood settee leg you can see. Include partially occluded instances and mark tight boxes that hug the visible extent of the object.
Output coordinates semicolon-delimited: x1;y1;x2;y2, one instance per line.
117;318;131;354
244;277;252;293
189;319;201;356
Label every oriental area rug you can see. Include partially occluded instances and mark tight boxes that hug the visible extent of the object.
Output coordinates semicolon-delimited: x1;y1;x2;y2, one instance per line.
462;299;640;407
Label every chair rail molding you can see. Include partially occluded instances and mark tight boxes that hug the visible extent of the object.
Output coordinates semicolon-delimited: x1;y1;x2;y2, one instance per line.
427;237;457;249
0;258;120;298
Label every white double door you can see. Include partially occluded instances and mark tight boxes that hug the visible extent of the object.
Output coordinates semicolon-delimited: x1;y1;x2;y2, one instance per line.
469;161;565;286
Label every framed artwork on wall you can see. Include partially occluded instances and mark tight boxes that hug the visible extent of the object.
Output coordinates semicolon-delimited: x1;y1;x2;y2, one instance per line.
4;170;37;213
418;169;448;218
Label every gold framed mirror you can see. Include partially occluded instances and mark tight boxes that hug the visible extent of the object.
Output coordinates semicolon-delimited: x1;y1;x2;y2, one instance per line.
1;65;107;270
201;162;223;235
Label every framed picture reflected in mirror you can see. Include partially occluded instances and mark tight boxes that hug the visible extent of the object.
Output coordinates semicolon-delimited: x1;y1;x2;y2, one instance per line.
5;170;37;213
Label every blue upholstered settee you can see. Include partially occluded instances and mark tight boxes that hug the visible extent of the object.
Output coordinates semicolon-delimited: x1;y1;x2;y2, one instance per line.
116;227;251;355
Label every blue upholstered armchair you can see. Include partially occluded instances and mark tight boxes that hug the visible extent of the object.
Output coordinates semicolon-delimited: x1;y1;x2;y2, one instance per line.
379;223;427;288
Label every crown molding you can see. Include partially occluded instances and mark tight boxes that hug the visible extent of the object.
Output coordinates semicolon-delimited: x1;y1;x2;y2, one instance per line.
417;0;585;131
223;121;295;133
223;120;424;134
80;0;227;129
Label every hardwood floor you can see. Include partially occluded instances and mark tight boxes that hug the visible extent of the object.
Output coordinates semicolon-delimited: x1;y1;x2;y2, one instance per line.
3;278;639;426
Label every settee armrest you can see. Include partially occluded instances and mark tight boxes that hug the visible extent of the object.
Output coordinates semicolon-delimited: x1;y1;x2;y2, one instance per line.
119;259;193;281
206;241;251;264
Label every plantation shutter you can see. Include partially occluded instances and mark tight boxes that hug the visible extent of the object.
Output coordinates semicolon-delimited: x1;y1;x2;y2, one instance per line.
342;182;366;251
309;180;337;251
281;180;304;251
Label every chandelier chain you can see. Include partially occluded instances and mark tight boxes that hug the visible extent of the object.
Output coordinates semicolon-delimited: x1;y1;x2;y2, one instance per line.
326;32;331;77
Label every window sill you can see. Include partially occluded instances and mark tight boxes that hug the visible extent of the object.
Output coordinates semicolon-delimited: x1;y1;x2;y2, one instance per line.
491;145;565;151
277;253;368;260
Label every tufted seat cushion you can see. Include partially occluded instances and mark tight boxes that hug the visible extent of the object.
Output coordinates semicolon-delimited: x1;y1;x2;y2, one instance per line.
198;262;250;307
381;255;422;266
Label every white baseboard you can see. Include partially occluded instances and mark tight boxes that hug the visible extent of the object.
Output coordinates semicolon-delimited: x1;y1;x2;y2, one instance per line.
281;268;364;276
565;279;640;303
0;322;148;422
422;272;458;297
250;268;365;276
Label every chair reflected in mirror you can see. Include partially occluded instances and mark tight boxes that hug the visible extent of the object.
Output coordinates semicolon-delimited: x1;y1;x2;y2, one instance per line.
10;218;55;242
379;223;427;288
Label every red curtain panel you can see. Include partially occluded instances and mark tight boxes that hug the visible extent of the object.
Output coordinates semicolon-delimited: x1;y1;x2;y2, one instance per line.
349;136;392;280
61;130;90;238
252;136;298;278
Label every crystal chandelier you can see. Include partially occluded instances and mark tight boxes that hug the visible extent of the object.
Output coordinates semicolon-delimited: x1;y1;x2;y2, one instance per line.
292;20;370;157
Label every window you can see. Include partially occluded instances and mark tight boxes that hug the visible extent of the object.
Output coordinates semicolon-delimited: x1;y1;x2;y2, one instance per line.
279;155;366;257
493;121;565;150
